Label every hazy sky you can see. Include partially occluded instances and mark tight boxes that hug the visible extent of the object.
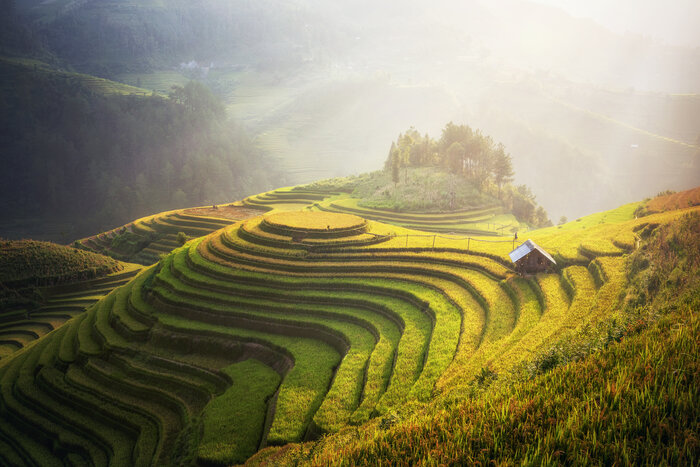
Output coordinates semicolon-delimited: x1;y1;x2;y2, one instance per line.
529;0;700;47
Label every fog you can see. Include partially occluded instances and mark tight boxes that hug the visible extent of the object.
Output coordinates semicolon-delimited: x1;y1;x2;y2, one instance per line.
529;0;700;47
10;0;700;225
217;0;699;221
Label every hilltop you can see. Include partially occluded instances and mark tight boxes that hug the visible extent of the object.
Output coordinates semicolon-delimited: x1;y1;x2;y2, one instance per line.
0;184;697;465
0;239;140;359
73;169;535;268
0;239;122;307
0;240;121;287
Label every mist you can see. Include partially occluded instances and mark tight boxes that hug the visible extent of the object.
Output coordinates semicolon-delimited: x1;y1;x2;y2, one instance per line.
210;0;699;222
529;0;700;47
5;0;700;227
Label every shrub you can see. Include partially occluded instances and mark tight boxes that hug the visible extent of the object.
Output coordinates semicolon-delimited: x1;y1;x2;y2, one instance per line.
177;232;188;245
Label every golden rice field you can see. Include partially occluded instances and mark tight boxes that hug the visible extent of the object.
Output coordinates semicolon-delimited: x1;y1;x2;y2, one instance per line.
1;186;697;465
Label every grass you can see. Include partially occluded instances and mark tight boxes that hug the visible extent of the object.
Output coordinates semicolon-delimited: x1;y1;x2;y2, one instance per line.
156;314;340;445
1;188;698;465
264;211;365;232
0;237;140;361
115;71;190;95
240;175;517;237
190;236;464;406
0;239;121;288
267;298;698;466
76;207;244;265
246;208;700;466
153;256;377;432
174;245;434;412
0;56;150;96
198;359;281;465
646;186;700;212
315;197;517;236
174;247;402;425
343;167;498;213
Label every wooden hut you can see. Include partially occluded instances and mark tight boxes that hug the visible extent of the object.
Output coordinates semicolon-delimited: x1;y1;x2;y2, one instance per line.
508;239;556;274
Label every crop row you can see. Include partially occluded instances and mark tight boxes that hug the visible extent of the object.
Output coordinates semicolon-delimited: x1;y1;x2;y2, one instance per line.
322;198;501;222
76;209;236;265
0;262;308;465
0;266;142;361
238;219;388;250
159;250;431;422
204;218;621;394
0;204;647;465
315;201;508;236
196;229;515;395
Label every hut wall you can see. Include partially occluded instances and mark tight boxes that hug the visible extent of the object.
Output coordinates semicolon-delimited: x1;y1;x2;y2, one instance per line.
517;250;551;273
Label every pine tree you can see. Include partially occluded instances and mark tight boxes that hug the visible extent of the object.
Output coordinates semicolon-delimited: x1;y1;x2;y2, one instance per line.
492;144;514;199
391;153;400;186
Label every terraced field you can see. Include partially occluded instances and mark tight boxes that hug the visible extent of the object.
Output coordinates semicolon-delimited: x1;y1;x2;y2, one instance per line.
77;206;263;265
241;187;344;212
0;57;150;96
3;199;691;465
0;265;142;360
242;187;523;236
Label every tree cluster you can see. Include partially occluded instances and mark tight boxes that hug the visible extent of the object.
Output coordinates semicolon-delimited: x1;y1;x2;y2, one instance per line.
0;61;279;239
384;123;551;227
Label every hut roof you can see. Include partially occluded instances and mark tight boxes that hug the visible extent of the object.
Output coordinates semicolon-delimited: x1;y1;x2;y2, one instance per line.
508;239;556;264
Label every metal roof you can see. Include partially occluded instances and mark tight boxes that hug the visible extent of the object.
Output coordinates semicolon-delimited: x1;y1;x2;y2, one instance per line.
508;239;556;264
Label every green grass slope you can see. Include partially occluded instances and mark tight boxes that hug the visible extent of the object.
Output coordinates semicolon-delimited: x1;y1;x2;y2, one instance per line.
0;239;121;288
0;239;140;359
0;189;697;465
0;56;151;96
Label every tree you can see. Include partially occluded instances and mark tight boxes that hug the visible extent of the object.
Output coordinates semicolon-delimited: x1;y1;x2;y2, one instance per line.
168;81;224;121
535;206;552;227
492;144;514;199
391;154;400;186
384;142;401;186
447;142;465;174
384;142;397;171
472;134;495;187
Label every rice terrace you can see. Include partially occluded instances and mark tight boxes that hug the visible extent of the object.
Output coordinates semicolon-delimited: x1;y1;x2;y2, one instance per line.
0;181;698;465
1;2;699;464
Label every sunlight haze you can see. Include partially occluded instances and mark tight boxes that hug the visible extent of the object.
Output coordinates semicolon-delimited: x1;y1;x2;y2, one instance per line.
529;0;700;46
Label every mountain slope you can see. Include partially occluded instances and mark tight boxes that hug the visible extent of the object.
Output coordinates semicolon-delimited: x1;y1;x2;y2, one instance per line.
0;185;696;465
0;57;278;242
250;201;700;465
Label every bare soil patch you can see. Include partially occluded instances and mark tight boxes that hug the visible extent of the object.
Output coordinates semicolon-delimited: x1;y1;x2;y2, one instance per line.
647;187;700;212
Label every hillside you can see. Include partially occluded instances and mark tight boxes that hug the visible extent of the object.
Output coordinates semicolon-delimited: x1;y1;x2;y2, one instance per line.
1;1;697;463
75;166;539;266
0;57;279;242
0;185;697;465
4;0;698;226
0;239;140;359
0;240;121;288
251;205;700;465
75;205;266;265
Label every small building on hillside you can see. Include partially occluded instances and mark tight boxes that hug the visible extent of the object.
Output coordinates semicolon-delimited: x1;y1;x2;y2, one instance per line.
509;239;556;274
